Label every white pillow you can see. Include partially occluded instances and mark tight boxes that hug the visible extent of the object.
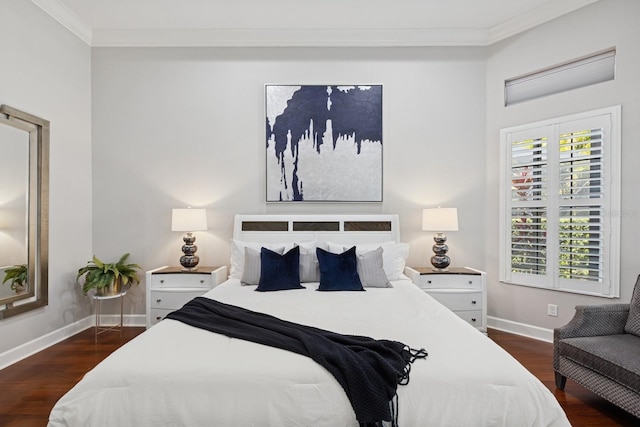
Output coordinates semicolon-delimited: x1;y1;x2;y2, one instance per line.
241;246;284;285
229;239;294;279
326;240;395;254
296;241;320;283
326;241;409;281
356;247;391;288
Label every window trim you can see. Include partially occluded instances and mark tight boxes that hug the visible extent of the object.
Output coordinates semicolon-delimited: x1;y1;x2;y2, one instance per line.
499;105;621;298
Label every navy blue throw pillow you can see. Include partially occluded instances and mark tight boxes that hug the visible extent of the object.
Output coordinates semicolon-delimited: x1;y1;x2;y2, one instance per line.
256;246;304;292
316;246;364;292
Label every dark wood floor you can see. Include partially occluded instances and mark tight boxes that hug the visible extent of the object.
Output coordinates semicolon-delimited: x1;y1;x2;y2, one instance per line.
0;327;144;427
490;329;638;427
0;327;637;426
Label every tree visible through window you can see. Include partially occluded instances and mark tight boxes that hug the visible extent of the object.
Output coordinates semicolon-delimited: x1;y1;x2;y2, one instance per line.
558;130;603;282
500;106;621;297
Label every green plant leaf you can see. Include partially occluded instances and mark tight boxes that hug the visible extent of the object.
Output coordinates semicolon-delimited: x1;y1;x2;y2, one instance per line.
117;253;130;264
2;264;28;290
92;255;104;269
77;253;141;294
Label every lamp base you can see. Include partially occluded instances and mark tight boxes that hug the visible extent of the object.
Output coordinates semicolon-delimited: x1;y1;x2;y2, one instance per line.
430;232;451;271
180;232;200;271
430;257;451;271
179;258;200;271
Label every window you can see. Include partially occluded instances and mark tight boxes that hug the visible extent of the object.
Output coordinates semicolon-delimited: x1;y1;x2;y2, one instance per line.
499;106;621;297
504;49;616;106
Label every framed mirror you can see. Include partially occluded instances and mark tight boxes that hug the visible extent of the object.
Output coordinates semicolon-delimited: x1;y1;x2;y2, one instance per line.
0;105;49;319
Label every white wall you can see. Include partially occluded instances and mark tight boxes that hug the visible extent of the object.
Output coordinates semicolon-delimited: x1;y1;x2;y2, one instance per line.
0;0;92;355
91;47;488;314
8;0;634;356
485;0;640;331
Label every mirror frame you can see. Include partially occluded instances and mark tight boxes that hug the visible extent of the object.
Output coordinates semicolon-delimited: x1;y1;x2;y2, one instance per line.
0;105;49;319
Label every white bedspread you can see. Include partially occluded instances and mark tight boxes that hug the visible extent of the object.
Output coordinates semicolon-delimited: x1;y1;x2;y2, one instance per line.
49;279;570;426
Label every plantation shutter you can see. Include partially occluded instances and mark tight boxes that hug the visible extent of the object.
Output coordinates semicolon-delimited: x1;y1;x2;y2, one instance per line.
505;126;552;287
556;116;610;294
500;106;620;297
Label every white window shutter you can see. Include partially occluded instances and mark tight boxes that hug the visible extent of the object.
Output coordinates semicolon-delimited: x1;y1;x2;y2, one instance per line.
500;106;621;297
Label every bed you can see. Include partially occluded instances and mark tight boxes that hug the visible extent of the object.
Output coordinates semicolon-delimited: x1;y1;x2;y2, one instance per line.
48;214;570;426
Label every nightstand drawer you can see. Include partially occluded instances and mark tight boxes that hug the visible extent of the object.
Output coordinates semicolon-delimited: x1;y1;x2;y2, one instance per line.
150;290;205;310
146;266;227;329
416;274;481;290
151;273;212;289
426;291;483;311
406;266;486;333
454;310;483;327
149;308;173;326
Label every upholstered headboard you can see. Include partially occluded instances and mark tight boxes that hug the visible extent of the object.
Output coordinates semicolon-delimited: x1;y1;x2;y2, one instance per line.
233;214;401;245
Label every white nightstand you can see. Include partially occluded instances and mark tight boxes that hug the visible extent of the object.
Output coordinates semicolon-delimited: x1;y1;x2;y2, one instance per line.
145;266;227;328
405;266;487;333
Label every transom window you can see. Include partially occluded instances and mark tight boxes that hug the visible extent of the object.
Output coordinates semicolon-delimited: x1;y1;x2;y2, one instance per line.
499;106;621;297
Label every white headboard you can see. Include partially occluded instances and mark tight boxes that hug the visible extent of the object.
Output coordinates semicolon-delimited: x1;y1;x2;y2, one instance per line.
233;214;400;245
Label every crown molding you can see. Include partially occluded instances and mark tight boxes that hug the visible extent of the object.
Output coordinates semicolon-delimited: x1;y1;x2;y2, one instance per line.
30;0;92;45
488;0;600;44
31;0;600;48
91;28;489;48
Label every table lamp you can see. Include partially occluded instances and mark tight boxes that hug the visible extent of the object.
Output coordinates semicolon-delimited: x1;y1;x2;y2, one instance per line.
171;208;207;270
422;207;458;271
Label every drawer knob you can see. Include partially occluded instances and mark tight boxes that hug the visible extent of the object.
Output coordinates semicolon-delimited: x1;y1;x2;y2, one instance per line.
156;316;162;320
471;300;477;304
156;299;162;303
471;318;477;322
160;279;164;283
200;279;204;284
468;280;473;284
427;280;432;284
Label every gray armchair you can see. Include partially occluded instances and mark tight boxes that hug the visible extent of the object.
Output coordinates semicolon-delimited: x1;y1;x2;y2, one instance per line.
553;275;640;418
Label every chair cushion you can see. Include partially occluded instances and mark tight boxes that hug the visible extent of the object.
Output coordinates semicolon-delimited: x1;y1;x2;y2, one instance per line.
558;334;640;393
624;274;640;336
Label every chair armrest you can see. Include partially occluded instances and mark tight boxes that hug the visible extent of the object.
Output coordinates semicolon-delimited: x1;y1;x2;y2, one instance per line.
555;304;630;341
553;304;629;370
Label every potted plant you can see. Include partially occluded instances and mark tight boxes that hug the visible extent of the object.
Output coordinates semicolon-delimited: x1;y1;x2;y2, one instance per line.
77;253;141;296
2;264;28;293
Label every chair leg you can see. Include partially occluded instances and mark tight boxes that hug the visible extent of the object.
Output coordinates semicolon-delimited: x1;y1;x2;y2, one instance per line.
555;371;567;390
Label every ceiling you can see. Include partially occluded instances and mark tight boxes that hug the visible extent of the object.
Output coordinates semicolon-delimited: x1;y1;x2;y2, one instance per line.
31;0;599;47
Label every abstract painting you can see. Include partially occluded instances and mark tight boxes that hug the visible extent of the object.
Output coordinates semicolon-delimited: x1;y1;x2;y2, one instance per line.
265;85;382;202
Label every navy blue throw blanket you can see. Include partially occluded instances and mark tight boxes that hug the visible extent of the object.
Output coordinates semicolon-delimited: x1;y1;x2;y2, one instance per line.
166;297;428;427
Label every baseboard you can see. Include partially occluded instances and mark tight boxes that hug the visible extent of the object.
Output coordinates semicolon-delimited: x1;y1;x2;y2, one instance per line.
0;316;92;370
487;316;554;343
0;314;146;370
98;314;146;327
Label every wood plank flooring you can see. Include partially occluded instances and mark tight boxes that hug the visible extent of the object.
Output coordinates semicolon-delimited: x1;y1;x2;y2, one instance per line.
489;329;638;427
0;327;143;427
0;327;637;426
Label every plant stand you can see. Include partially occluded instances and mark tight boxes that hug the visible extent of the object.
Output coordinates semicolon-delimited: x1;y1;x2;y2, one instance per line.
92;290;127;342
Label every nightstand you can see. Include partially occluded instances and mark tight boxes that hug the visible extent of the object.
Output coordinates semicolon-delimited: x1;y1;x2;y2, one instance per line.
404;266;487;333
145;266;227;328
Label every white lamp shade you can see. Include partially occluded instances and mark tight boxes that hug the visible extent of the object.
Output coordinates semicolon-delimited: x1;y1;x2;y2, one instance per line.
171;208;208;232
422;208;459;232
